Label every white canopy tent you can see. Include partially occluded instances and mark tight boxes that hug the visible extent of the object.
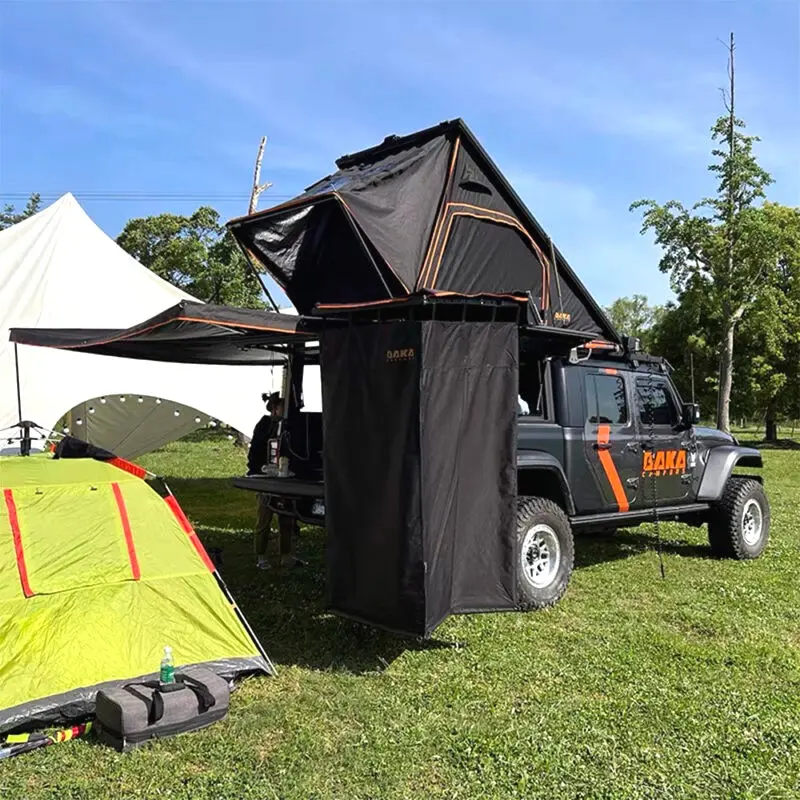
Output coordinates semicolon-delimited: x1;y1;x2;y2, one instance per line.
0;193;292;457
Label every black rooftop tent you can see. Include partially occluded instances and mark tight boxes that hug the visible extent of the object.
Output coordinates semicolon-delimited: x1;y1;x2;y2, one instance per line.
227;118;619;343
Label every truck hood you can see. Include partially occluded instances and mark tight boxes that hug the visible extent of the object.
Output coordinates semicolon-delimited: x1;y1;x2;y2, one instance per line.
694;426;736;444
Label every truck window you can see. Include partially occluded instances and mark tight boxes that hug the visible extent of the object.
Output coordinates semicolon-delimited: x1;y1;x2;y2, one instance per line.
586;374;627;425
635;378;678;427
519;358;547;418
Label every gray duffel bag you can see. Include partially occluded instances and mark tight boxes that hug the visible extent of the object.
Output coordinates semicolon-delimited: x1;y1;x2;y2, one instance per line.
94;666;230;752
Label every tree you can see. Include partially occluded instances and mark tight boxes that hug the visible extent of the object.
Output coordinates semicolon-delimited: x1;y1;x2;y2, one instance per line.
116;206;265;308
1;193;42;230
604;294;665;351
646;202;800;439
630;33;781;433
738;202;800;440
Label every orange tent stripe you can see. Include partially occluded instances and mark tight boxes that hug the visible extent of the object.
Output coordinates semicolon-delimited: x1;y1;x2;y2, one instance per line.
108;457;147;479
4;488;34;597
164;495;215;572
111;483;141;581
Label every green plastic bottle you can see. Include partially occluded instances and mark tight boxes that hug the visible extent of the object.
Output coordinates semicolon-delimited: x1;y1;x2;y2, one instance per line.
159;646;175;684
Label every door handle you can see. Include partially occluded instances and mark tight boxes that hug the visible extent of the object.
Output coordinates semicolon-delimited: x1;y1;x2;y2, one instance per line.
593;442;612;451
626;477;640;488
625;442;640;453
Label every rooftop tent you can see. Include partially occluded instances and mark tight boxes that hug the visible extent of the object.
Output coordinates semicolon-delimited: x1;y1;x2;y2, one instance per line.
227;119;619;342
0;448;272;734
0;194;276;456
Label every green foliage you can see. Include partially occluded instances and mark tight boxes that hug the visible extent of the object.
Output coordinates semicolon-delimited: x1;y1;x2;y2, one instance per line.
603;294;665;351
630;102;794;433
3;437;799;798
116;207;265;308
0;193;42;230
647;202;800;432
631;115;773;304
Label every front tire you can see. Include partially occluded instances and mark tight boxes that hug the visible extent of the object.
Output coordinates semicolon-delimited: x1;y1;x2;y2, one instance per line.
516;497;574;610
708;477;770;559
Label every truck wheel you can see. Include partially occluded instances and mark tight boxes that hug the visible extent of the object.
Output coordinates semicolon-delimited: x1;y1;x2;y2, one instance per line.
516;497;574;610
708;477;770;559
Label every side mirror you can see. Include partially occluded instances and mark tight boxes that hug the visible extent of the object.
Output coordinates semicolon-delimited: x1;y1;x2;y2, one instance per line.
681;402;701;428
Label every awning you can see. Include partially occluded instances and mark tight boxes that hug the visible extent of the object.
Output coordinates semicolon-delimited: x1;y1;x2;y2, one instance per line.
9;301;325;365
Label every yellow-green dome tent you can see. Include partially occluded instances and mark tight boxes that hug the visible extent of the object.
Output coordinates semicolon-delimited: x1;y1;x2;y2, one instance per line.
0;450;272;733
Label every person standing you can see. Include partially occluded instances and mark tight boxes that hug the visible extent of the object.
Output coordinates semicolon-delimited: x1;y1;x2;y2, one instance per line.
247;393;297;569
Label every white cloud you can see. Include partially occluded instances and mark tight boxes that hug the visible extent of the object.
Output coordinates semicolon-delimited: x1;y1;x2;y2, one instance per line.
1;69;176;137
504;168;672;306
87;3;381;174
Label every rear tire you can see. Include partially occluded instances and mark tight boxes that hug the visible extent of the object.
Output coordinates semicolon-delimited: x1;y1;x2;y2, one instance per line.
515;497;574;610
708;477;770;559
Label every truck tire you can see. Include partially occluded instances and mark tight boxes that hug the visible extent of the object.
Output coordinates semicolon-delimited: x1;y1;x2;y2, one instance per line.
516;497;574;610
708;477;770;559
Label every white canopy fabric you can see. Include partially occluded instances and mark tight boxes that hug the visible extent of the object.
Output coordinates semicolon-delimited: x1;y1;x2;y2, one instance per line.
0;193;288;457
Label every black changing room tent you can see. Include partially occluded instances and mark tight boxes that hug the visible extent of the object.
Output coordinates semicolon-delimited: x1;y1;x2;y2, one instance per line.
227;118;618;343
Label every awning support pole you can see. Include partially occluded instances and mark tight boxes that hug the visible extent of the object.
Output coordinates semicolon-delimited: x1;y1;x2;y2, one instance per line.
233;238;280;313
14;343;23;423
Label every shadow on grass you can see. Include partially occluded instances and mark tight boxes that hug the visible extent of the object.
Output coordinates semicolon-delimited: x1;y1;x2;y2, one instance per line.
202;526;457;674
176;477;713;671
736;438;800;451
574;528;711;568
166;477;457;674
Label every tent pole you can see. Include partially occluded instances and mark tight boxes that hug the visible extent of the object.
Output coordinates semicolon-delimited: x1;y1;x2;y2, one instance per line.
14;343;22;423
211;570;275;674
549;237;564;314
234;238;280;312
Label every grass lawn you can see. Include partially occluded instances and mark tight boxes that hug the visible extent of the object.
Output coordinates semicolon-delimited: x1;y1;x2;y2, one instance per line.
3;434;799;799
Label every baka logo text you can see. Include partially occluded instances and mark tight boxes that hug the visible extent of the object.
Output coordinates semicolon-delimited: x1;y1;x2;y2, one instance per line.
386;348;416;362
642;449;687;476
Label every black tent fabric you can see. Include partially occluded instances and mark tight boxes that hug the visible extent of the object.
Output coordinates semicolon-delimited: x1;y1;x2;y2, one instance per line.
9;300;324;365
320;319;518;637
228;119;619;342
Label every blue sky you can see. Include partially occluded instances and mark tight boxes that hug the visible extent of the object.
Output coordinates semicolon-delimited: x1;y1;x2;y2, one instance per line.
1;0;798;308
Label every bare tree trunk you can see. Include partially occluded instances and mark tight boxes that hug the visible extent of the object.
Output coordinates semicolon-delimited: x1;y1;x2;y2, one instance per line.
765;403;778;442
716;318;736;433
233;136;272;450
249;136;271;215
716;33;738;437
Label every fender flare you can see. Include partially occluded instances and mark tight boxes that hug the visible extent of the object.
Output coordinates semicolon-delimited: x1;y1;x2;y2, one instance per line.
516;452;576;515
696;445;763;502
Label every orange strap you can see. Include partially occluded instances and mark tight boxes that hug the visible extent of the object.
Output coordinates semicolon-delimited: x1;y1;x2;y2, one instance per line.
108;457;147;479
596;425;630;513
4;489;33;597
165;494;215;572
112;483;141;580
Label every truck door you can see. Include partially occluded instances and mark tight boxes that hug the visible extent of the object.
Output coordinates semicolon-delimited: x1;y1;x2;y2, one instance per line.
582;369;640;514
634;374;693;506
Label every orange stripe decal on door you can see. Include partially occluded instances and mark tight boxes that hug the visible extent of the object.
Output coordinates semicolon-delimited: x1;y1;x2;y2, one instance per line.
597;424;630;513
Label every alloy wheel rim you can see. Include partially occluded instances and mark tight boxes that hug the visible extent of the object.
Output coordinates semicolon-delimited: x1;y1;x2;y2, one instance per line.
741;498;763;546
520;524;561;589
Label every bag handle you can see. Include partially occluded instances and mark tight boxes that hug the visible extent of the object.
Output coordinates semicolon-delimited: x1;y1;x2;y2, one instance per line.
175;673;217;713
121;674;216;724
122;683;164;725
